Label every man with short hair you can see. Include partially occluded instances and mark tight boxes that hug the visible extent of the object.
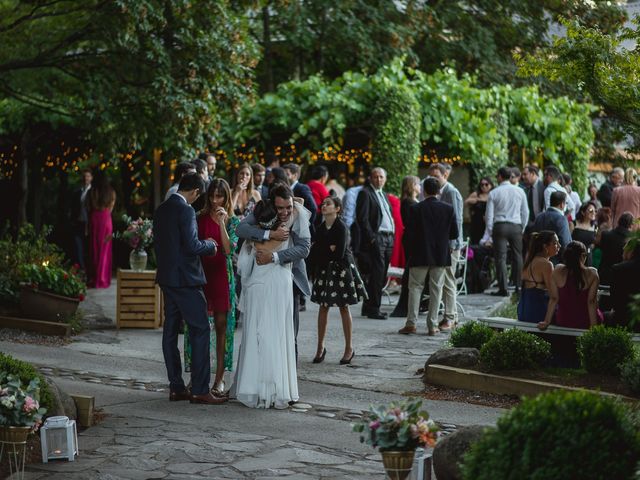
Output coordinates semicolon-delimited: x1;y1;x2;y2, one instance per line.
486;167;530;296
236;184;311;359
355;167;395;319
598;167;625;208
428;163;463;329
199;153;216;181
307;165;330;213
251;163;268;199
543;166;574;217
532;191;572;263
283;163;317;227
165;162;196;200
70;168;92;272
154;173;225;405
522;165;545;228
398;177;459;336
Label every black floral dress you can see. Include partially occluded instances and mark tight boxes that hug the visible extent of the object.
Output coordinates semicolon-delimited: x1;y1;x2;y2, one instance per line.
310;218;368;307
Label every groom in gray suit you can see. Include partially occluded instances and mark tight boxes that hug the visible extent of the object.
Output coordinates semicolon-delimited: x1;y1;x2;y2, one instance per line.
236;184;311;359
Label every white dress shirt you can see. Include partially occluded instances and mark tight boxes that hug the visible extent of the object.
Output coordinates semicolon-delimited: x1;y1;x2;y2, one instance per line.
544;181;575;216
486;181;529;234
375;189;394;233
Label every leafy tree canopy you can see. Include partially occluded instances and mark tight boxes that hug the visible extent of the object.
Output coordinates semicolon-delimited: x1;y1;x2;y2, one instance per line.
251;0;626;91
517;16;640;153
0;0;259;155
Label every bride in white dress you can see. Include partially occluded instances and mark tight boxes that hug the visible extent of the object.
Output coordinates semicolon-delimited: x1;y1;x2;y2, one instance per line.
232;201;299;409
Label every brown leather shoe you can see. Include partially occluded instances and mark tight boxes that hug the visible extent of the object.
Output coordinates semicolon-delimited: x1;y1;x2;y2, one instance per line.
169;390;191;402
398;325;417;335
190;392;228;405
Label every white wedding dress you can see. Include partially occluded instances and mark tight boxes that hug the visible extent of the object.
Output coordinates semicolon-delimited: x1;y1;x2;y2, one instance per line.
232;237;299;409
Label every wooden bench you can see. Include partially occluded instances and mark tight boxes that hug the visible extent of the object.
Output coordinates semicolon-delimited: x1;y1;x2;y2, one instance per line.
478;317;640;367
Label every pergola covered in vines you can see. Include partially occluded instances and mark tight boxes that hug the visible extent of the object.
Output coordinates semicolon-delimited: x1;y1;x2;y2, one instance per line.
218;58;596;194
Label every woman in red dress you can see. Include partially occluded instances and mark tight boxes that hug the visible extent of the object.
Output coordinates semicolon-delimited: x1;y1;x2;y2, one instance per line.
198;179;239;396
87;171;115;288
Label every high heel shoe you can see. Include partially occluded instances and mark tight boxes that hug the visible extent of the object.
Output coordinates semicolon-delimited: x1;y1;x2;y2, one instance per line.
312;348;327;364
340;350;355;365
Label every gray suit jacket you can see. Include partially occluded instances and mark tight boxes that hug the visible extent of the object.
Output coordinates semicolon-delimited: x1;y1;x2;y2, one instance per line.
236;212;311;297
440;182;464;249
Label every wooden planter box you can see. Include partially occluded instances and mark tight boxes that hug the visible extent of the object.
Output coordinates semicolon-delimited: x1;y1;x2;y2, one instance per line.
19;287;80;322
116;269;164;328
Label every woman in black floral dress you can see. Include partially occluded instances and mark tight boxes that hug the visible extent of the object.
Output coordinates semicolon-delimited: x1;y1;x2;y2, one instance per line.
310;196;367;365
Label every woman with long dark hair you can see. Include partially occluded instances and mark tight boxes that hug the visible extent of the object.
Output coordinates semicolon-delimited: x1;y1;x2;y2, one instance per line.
184;179;239;397
539;241;599;330
572;202;597;265
309;196;367;364
87;171;115;288
517;231;558;323
465;177;493;245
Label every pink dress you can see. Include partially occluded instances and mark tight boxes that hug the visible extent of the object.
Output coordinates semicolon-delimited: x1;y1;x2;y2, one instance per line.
90;209;112;288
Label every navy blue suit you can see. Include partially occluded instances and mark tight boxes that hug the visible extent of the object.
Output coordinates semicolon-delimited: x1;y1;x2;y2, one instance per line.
154;193;216;395
532;207;572;263
292;181;317;229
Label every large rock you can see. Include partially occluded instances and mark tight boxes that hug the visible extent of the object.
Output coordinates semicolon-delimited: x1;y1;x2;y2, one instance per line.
425;348;480;370
44;376;77;420
433;426;488;480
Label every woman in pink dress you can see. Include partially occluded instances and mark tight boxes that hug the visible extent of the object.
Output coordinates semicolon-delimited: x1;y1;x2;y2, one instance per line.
87;172;115;288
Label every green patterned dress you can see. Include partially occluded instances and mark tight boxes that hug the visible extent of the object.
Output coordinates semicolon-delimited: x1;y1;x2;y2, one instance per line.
184;215;239;372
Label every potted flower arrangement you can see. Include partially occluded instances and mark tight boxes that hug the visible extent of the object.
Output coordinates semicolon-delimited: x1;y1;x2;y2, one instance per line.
18;263;86;322
116;215;154;271
0;373;47;444
352;398;439;480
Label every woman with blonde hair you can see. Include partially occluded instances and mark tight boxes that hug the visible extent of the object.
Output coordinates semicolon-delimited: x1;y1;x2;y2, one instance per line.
611;167;640;225
232;163;262;219
184;178;240;397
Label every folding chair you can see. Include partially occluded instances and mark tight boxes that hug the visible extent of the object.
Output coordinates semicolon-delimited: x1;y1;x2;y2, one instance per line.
382;266;404;305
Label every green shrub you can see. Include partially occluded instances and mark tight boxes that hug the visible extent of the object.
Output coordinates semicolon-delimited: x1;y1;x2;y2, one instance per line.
577;325;634;374
18;263;86;299
621;357;640;394
0;223;65;302
449;321;495;350
461;390;640;480
479;329;551;371
0;353;52;412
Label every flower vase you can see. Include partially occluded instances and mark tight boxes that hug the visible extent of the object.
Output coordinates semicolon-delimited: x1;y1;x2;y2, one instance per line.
129;249;148;271
381;450;415;480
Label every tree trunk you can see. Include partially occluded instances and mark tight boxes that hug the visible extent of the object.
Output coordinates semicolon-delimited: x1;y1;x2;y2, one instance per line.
17;129;29;226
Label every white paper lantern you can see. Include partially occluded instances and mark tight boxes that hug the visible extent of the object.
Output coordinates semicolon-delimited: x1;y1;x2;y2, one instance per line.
40;416;78;463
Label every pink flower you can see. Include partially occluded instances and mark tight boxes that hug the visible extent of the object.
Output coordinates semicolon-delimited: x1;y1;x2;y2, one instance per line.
130;236;140;249
23;396;39;412
369;420;381;430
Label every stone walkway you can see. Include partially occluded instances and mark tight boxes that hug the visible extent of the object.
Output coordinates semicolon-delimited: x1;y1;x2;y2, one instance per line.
2;283;508;479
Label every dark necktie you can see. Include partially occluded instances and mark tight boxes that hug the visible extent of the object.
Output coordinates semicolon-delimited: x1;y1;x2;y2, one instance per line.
527;186;535;223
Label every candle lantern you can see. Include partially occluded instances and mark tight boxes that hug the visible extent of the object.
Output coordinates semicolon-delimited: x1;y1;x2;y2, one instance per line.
40;416;78;463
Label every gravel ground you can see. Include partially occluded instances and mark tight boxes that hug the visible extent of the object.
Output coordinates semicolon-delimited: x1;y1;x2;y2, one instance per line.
409;385;520;410
0;328;71;347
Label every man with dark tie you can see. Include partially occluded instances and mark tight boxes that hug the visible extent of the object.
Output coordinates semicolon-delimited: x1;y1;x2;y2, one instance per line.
355;167;395;319
522;165;545;230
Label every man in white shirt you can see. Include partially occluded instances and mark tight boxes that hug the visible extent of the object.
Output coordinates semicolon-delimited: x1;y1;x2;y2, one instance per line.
486;167;530;296
543;166;575;217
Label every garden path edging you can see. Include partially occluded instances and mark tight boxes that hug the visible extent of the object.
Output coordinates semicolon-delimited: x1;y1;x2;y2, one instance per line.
424;364;637;402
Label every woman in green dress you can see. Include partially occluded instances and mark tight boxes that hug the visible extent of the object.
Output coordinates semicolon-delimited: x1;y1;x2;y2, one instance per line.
184;178;239;396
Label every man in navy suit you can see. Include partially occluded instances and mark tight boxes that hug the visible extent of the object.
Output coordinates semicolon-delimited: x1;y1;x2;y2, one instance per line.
398;177;459;335
283;163;317;228
153;173;227;405
532;190;572;264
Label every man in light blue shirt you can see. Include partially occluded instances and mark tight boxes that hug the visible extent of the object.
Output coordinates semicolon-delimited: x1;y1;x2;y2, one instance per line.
486;167;530;296
343;185;364;227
